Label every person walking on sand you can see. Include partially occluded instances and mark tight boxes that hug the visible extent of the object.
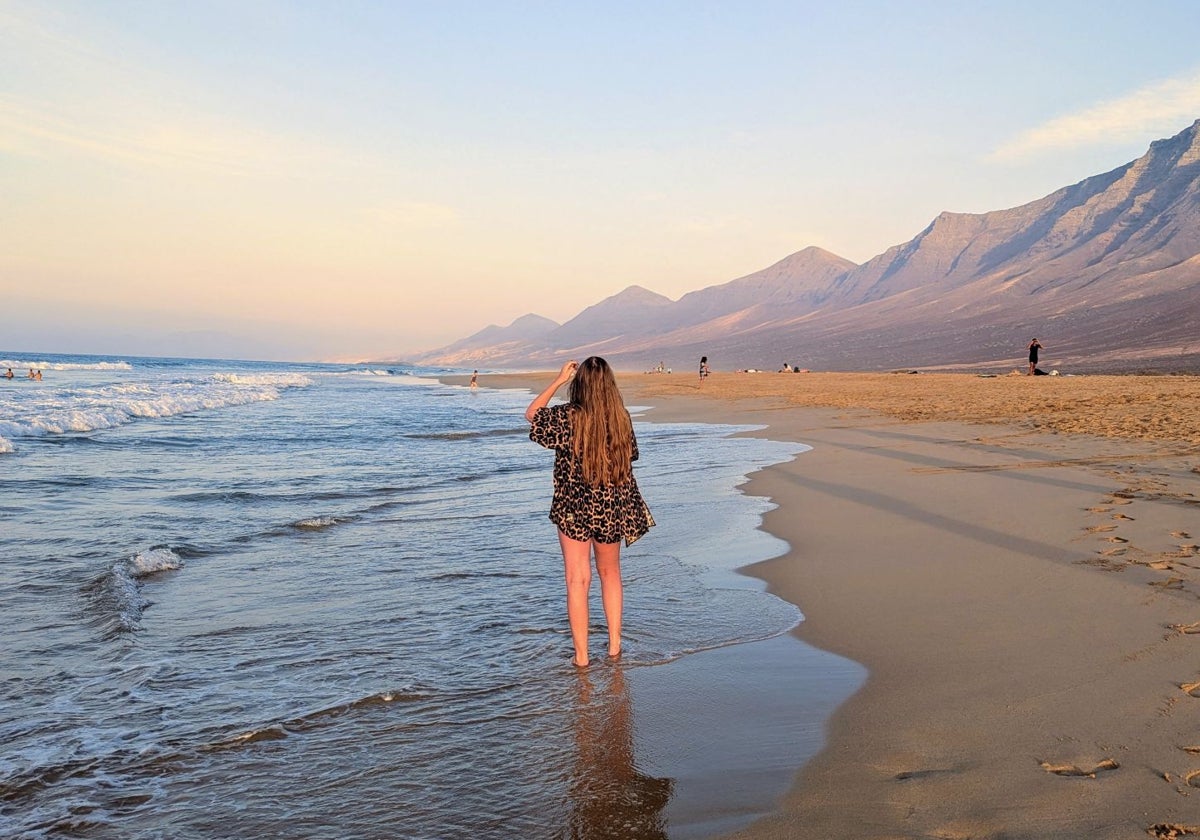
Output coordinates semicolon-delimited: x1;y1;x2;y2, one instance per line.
526;357;655;667
1028;338;1043;376
699;356;709;383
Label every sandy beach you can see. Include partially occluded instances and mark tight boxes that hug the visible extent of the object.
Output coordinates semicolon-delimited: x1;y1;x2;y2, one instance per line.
470;370;1200;839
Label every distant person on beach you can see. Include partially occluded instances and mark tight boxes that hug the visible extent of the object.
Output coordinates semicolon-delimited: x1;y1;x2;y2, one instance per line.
470;370;478;389
1028;338;1043;376
34;370;42;381
699;356;709;382
526;357;655;667
3;368;12;379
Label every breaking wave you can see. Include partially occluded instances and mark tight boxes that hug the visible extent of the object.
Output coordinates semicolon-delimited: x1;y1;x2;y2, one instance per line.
88;547;186;634
290;515;359;531
0;358;133;371
211;373;314;387
0;373;313;448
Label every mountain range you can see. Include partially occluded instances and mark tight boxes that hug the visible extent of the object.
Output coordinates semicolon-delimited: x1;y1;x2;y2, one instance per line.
413;119;1200;373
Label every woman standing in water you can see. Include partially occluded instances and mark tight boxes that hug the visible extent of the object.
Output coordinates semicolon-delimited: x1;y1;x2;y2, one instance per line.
526;357;654;666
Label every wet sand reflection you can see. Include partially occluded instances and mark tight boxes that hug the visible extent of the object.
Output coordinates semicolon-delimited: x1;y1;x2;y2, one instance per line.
567;665;672;839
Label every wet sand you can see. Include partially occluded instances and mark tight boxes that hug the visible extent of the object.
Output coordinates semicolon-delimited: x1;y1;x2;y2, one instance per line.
467;370;1200;838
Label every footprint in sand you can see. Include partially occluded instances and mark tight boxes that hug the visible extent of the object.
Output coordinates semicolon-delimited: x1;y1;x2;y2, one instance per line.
1151;577;1186;590
1086;524;1119;533
1162;545;1200;560
1039;758;1119;778
1099;547;1128;557
1086;506;1113;514
1150;824;1200;838
1112;513;1135;521
1187;770;1200;789
1172;531;1193;539
893;767;956;781
1079;556;1124;570
1180;681;1200;698
1108;497;1134;506
1104;536;1130;543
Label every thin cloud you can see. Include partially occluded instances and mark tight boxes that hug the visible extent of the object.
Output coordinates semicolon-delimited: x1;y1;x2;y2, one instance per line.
991;69;1200;161
0;94;314;177
0;3;362;180
0;2;140;78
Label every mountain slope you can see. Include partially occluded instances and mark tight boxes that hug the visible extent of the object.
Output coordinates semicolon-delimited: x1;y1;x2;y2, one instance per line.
668;246;858;326
828;118;1200;312
415;313;559;366
545;286;674;352
415;119;1200;372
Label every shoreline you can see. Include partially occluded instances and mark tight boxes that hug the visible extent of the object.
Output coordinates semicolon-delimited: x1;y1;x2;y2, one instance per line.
454;371;1200;838
451;371;866;835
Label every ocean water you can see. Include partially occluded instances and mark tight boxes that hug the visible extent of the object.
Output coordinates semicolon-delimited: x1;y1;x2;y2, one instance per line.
0;352;863;839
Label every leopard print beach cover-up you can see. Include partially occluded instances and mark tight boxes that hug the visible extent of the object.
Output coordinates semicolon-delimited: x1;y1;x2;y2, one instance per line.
529;403;655;547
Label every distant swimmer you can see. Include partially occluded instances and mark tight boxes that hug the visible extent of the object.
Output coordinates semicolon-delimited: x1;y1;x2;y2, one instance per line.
34;370;42;381
3;368;12;379
27;369;36;379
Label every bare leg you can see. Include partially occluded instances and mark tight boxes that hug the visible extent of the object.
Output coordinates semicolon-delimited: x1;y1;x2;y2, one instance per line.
558;531;593;666
593;541;623;657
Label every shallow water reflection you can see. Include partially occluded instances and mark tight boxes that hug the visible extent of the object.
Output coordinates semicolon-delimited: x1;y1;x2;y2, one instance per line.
568;665;672;840
0;358;863;838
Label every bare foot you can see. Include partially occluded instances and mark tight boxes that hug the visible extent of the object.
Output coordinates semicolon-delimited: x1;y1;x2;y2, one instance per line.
572;656;589;668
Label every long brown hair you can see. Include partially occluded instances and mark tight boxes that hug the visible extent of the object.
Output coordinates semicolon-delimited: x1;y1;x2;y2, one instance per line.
568;356;634;486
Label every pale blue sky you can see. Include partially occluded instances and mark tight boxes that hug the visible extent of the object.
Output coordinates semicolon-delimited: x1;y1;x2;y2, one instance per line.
3;0;1199;360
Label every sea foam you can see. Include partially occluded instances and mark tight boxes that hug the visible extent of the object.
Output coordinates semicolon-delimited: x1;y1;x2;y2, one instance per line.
0;358;132;371
94;547;186;633
0;373;313;448
212;373;314;387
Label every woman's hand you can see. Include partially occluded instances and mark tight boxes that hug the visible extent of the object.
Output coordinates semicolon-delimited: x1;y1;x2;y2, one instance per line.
525;360;578;423
555;360;578;384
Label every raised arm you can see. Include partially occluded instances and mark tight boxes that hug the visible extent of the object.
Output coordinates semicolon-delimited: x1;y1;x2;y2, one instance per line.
524;360;578;423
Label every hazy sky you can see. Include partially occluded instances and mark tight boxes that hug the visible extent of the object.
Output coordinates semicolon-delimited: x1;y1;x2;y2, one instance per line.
3;1;1200;361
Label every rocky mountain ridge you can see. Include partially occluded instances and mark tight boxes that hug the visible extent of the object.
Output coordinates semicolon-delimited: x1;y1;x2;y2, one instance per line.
413;119;1200;372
